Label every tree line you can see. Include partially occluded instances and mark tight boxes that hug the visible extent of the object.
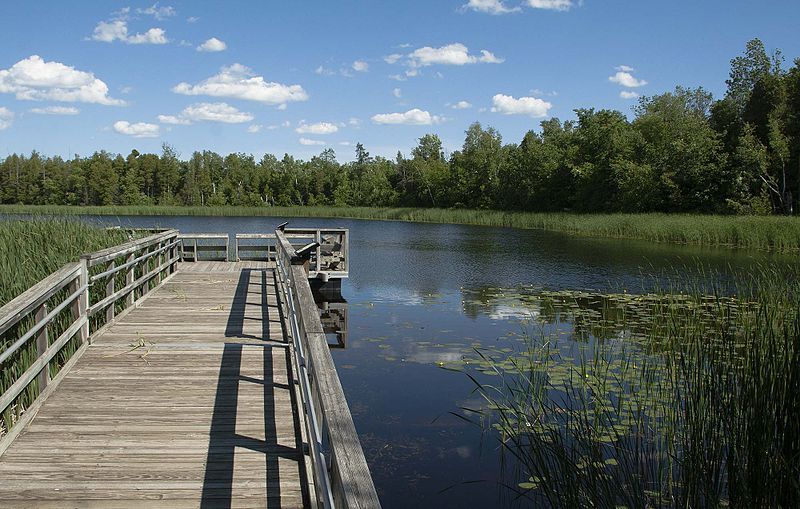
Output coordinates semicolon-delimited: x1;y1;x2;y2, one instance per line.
2;39;799;215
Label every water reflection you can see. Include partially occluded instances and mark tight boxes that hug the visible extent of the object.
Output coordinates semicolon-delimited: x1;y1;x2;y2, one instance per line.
315;289;349;349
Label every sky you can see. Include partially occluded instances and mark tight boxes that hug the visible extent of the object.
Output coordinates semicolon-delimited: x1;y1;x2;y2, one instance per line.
1;0;799;162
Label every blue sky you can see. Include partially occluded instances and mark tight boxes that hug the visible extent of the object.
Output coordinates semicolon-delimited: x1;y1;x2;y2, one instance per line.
1;0;798;162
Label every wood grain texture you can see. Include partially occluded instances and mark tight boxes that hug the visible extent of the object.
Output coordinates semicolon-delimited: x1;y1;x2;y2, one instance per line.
0;262;311;508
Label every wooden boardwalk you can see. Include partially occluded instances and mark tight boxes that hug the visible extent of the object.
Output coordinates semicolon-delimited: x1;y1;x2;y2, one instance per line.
0;262;311;508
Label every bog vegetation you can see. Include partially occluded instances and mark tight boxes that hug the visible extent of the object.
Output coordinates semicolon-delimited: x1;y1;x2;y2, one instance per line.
1;39;799;216
456;268;800;507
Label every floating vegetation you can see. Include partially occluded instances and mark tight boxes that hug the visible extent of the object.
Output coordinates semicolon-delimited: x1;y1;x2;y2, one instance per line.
452;269;800;507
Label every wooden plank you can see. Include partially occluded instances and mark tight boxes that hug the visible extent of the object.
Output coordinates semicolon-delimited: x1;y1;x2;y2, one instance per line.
83;230;178;267
0;262;80;336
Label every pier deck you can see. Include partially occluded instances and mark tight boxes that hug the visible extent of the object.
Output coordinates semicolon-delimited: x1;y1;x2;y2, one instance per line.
0;262;310;508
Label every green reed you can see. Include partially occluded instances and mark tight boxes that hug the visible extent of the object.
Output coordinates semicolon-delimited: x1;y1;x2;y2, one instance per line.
457;267;800;507
3;204;800;252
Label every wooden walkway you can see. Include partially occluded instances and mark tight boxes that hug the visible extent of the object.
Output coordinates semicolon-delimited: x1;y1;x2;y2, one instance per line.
0;262;311;508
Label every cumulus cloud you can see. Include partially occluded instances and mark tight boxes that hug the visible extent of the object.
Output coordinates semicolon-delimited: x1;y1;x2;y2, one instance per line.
295;121;339;135
451;100;472;109
491;94;552;117
609;71;647;88
371;108;441;125
0;55;124;105
113;120;160;138
247;124;262;133
463;0;521;15
384;54;403;64
29;106;80;115
407;43;504;67
91;20;168;44
197;37;227;52
352;60;369;72
0;107;13;130
527;0;573;10
173;63;308;106
393;88;402;98
187;16;199;23
137;3;176;20
299;137;326;146
620;90;640;99
159;102;254;124
616;65;635;72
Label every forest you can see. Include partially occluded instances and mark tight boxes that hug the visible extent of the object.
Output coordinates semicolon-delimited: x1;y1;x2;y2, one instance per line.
1;39;799;216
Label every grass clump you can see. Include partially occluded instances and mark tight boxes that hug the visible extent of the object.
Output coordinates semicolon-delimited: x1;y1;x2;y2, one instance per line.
457;268;800;508
3;204;800;252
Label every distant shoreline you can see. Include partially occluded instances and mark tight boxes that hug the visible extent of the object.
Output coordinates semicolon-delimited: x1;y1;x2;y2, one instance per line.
2;204;799;253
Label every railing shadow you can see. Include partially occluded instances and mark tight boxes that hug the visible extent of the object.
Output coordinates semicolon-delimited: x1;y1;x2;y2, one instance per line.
201;268;309;508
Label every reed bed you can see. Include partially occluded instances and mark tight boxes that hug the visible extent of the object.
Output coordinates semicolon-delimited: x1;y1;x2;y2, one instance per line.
457;268;800;507
0;219;137;435
3;204;800;252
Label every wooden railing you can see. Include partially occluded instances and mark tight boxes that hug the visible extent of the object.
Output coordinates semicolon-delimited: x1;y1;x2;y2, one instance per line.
274;228;379;509
0;229;179;452
178;233;229;262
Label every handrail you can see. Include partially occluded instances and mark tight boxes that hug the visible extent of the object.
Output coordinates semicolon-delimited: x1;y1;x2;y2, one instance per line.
274;229;380;509
2;230;179;449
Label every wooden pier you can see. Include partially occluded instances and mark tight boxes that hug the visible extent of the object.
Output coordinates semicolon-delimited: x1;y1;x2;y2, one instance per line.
0;228;378;508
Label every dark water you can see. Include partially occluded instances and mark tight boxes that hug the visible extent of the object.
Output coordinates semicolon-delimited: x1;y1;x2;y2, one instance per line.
7;214;795;507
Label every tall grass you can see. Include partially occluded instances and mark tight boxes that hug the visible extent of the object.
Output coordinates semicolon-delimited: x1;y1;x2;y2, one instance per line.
459;268;800;507
0;219;136;435
3;204;800;252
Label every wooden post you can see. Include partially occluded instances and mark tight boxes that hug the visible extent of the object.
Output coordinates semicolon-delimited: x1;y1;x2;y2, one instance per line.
105;260;115;323
34;302;50;392
72;259;89;343
125;252;135;307
155;241;163;285
315;230;322;273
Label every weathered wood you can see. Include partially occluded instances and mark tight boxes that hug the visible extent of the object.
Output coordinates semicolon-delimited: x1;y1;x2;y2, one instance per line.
34;303;50;393
87;256;179;317
125;252;135;307
105;260;115;323
89;239;179;282
0;262;81;337
82;230;178;267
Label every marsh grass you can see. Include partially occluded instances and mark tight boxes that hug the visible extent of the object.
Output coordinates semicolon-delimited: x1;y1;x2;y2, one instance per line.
0;219;139;435
3;204;800;252
457;268;800;507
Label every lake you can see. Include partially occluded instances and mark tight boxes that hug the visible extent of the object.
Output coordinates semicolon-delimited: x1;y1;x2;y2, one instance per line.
14;214;797;507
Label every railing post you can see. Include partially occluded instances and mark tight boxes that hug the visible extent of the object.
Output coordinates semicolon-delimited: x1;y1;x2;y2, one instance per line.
126;252;136;306
72;259;89;344
34;302;50;392
155;241;163;286
315;230;322;274
105;260;115;323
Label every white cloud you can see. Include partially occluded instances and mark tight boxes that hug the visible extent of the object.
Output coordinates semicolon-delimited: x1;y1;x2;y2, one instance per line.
159;102;253;124
527;0;573;10
609;71;647;88
0;107;13;130
315;65;335;76
247;124;262;133
113;120;160;138
187;16;199;23
137;3;176;20
352;60;369;72
384;53;403;64
173;63;308;106
30;106;80;115
620;90;640;99
451;100;472;109
348;117;361;127
393;87;402;98
127;28;168;44
296;121;339;134
91;20;168;45
371;108;441;125
0;55;124;105
616;65;635;72
197;37;227;52
491;94;552;117
299;137;326;146
463;0;521;15
407;43;503;67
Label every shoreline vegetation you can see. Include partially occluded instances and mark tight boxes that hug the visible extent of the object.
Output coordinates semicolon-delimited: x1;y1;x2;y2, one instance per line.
2;204;800;252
